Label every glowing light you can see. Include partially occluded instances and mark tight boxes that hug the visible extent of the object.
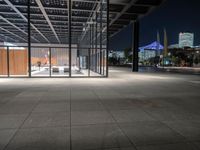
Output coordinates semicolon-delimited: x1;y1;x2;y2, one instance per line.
4;42;25;50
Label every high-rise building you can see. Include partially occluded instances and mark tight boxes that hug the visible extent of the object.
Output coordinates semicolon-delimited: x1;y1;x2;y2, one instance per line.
179;32;194;48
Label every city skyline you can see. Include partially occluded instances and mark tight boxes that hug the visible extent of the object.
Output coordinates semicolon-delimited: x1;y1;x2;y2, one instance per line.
110;0;200;51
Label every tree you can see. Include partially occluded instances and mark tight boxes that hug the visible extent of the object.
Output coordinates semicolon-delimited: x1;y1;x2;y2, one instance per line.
124;48;132;63
171;56;178;66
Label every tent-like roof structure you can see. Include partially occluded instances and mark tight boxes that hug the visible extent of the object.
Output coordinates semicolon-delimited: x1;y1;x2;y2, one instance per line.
129;41;163;55
139;41;164;52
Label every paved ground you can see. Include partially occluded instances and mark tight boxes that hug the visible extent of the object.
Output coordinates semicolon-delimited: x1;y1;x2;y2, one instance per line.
0;67;200;150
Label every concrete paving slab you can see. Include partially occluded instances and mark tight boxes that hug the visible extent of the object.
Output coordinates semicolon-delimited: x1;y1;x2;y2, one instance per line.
0;129;17;150
0;67;200;150
110;109;155;123
119;121;186;146
137;142;199;150
71;110;114;125
71;124;132;150
22;112;70;128
163;120;200;141
5;127;69;150
0;114;27;129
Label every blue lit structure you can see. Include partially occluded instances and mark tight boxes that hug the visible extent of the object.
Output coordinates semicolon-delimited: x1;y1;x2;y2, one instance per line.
139;41;164;61
139;41;164;52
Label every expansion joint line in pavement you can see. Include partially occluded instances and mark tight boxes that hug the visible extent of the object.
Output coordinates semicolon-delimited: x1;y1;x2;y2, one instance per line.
2;91;45;150
92;89;139;150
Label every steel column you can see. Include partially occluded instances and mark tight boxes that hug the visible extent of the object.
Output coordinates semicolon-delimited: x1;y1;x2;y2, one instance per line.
91;23;94;71
49;48;51;77
88;24;91;76
106;0;109;77
88;48;90;77
132;20;139;72
99;0;103;74
27;0;31;77
7;46;9;77
68;0;72;77
95;11;98;73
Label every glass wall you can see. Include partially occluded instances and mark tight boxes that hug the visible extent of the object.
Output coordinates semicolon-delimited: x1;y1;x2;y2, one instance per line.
51;48;69;77
76;0;108;77
31;47;50;77
0;0;108;78
0;0;28;77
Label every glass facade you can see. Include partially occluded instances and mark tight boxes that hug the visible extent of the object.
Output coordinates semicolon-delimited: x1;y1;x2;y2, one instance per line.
0;0;108;77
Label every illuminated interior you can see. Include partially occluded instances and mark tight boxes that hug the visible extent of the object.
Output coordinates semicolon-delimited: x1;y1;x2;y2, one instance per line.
0;0;164;77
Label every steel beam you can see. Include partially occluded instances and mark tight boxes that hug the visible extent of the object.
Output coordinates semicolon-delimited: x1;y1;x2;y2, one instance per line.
0;26;27;42
0;33;17;42
35;0;61;43
3;0;50;43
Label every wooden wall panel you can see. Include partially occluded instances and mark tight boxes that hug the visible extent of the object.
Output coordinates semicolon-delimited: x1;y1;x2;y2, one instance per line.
9;49;28;75
0;49;8;75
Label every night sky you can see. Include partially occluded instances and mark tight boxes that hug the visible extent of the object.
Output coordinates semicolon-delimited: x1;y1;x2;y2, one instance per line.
109;0;200;51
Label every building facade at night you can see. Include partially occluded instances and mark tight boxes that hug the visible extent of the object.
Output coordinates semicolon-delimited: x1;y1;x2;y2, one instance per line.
0;0;164;77
179;32;194;48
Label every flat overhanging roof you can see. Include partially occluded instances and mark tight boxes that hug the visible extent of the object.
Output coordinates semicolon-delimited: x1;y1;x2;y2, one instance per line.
0;0;165;44
109;0;164;37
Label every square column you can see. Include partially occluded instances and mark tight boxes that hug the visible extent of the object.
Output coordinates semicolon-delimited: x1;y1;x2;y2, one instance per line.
132;20;140;72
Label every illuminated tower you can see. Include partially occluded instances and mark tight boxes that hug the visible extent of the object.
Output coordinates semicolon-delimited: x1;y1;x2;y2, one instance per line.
179;32;194;48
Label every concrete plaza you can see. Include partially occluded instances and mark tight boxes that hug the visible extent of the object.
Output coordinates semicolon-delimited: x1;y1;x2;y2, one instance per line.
0;67;200;150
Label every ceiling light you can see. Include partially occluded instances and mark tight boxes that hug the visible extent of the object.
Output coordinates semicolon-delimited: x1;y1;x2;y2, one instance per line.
75;2;79;7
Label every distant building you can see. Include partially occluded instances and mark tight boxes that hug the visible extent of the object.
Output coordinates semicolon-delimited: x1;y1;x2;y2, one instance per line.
179;32;194;48
194;45;200;49
109;51;125;58
168;44;179;49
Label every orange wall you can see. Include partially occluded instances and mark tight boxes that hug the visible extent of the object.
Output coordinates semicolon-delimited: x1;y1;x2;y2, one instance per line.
0;49;8;75
0;48;28;75
9;49;28;75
